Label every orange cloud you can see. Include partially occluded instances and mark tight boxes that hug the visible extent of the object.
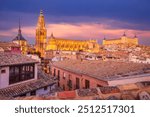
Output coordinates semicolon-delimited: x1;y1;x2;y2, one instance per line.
1;22;150;45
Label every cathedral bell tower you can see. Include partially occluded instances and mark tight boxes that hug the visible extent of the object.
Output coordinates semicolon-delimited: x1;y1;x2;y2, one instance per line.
35;10;47;57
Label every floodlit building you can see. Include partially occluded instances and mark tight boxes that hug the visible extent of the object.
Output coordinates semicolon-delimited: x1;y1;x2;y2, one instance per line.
46;33;100;53
103;33;138;46
35;10;47;57
35;10;99;58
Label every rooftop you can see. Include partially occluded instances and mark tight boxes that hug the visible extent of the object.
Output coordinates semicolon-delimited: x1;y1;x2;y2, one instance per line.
0;71;56;97
12;22;26;41
57;91;76;99
104;38;121;41
53;60;150;81
0;53;38;67
15;81;150;100
0;42;20;48
49;34;96;42
103;35;137;41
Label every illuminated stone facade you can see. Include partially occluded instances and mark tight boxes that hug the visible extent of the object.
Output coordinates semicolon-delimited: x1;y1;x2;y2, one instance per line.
35;10;47;57
103;33;138;46
35;11;99;57
12;22;27;55
46;33;99;53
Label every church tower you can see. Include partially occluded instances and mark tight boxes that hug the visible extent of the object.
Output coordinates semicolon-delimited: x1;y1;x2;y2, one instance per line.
12;20;27;55
35;10;47;57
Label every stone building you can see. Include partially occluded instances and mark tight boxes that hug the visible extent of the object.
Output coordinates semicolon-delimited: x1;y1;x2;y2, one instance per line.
35;10;99;58
0;53;56;98
103;33;138;46
12;21;27;55
46;33;100;53
51;60;150;91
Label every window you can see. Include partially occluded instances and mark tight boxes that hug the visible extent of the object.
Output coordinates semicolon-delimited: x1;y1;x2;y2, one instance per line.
1;69;6;74
58;70;60;80
58;82;60;87
30;91;36;96
63;85;65;90
97;84;102;87
67;79;72;90
85;80;90;89
76;77;80;89
9;64;35;85
53;69;56;76
44;86;48;91
63;72;66;79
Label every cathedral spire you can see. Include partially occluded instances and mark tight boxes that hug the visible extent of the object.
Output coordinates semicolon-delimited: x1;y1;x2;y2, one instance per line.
104;35;106;40
134;34;137;38
50;33;55;38
123;32;126;36
37;10;46;29
40;10;44;16
18;18;21;35
12;19;26;41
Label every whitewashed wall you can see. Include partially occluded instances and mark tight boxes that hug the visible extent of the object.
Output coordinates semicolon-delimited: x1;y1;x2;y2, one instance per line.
108;75;150;86
34;64;38;79
0;67;9;89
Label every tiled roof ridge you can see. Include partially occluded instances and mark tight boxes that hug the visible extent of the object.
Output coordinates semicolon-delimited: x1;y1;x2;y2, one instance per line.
0;77;56;97
0;53;38;67
52;60;150;81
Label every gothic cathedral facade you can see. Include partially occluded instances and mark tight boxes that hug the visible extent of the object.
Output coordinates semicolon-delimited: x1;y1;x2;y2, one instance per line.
35;11;99;58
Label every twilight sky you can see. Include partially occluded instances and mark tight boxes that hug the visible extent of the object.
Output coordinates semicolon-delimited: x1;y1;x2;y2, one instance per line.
0;0;150;45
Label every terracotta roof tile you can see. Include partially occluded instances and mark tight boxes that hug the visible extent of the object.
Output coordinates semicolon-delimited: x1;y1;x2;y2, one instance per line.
0;53;38;67
53;60;150;81
99;86;120;94
77;88;98;97
57;91;76;99
0;77;56;97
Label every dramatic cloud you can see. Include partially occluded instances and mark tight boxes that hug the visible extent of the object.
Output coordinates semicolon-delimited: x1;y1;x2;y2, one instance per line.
1;22;150;45
0;0;150;45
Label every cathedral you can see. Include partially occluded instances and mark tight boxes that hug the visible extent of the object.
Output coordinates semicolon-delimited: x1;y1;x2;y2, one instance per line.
35;10;99;57
102;33;138;46
46;33;99;53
